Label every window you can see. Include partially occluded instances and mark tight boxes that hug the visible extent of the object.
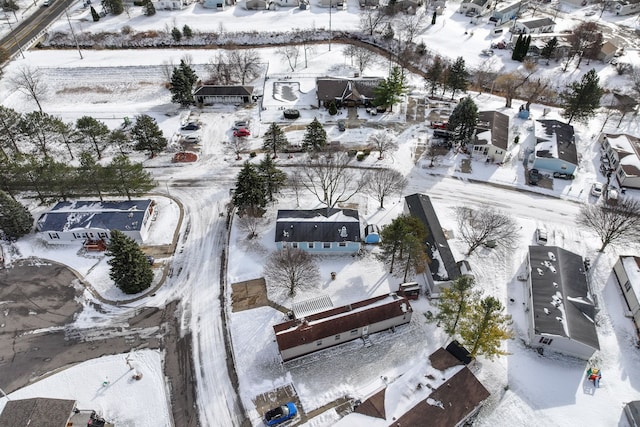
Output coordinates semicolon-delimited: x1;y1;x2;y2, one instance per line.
350;329;358;335
338;242;347;247
308;242;314;249
323;242;331;249
625;280;632;292
539;337;553;345
335;334;341;340
292;242;298;248
618;169;625;178
316;340;323;346
48;233;60;240
73;232;82;239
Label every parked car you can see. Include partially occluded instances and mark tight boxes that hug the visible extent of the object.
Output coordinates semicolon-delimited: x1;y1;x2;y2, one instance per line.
337;120;346;132
43;0;52;5
181;122;201;131
146;255;155;265
430;121;448;129
480;49;495;57
183;134;200;143
234;128;250;137
535;228;548;245
283;109;300;119
528;168;540;186
553;172;574;180
232;120;248;130
591;182;604;197
264;402;297;426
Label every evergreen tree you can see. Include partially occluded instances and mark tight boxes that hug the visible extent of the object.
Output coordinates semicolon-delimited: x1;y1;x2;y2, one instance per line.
106;230;153;294
328;101;338;115
257;155;287;202
383;22;394;40
425;56;444;97
524;35;532;56
171;27;182;42
102;0;123;15
447;96;478;147
79;151;107;201
511;34;523;61
433;275;479;336
182;24;193;38
90;6;100;21
302;117;327;152
262;123;288;158
106;154;155;200
144;0;156;16
445;57;469;99
541;37;558;64
76;116;110;160
131;114;167;157
179;60;198;88
373;66;407;112
170;68;194;107
432;10;436;25
459;296;513;360
233;162;267;216
560;68;603;124
380;215;428;275
0;191;33;240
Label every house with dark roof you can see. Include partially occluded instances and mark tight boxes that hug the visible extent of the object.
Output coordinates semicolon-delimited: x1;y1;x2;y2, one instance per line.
513;17;555;34
316;77;383;109
612;256;640;337
273;293;413;362
624;401;640;426
404;193;462;297
598;40;618;63
0;397;109;427
275;208;361;254
525;119;578;176
335;346;490;426
36;199;155;244
599;132;640;189
470;111;511;163
193;85;254;105
525;246;600;360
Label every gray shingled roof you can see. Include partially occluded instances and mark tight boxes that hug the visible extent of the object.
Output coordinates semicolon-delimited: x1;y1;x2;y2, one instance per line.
0;398;75;427
316;77;383;103
404;194;460;281
521;17;555;28
536;120;578;165
474;111;510;150
193;85;254;96
275;208;360;243
529;246;600;350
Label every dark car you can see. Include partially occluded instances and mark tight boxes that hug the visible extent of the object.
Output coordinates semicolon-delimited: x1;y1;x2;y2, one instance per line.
264;402;297;426
181;122;201;131
553;172;574;180
337;120;346;131
528;168;540;185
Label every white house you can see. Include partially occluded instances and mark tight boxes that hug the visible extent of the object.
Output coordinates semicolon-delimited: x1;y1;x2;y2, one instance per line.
525;246;600;360
36;199;155;245
153;0;188;10
612;256;640;336
275;208;361;255
470;111;510;163
513;17;555;34
524;119;578;176
459;0;493;15
489;0;527;26
273;293;413;362
599;132;640;189
613;0;640;15
202;0;235;8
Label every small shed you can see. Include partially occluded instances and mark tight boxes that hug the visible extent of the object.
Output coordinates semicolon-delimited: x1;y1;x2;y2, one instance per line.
598;41;618;63
398;282;420;300
364;224;380;244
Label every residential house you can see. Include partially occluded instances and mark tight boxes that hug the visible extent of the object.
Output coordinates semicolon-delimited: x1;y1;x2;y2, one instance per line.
613;0;640;15
36;199;155;245
599;132;640;189
359;0;379;7
392;0;424;13
459;0;493;15
275;208;361;255
316;77;383;109
489;0;527;26
272;0;299;5
524;246;600;360
525;119;578;176
335;347;490;426
404;193;462;297
598;40;618;63
470;111;510;163
153;0;189;10
612;256;640;336
242;0;269;8
624;401;640;426
202;0;233;8
193;85;254;105
318;0;346;8
0;398;110;427
273;293;413;361
513;17;555;34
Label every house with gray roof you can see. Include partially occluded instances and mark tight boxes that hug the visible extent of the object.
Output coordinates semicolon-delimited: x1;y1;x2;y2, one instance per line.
194;85;254;105
275;208;361;254
0;398;77;427
316;77;383;109
525;119;578;176
273;293;413;362
612;256;640;337
36;199;154;244
489;0;527;26
525;246;600;360
470;111;511;163
599;132;640;189
624;401;640;426
513;17;555;34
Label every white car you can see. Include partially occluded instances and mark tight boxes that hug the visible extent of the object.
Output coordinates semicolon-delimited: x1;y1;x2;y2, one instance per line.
591;182;604;197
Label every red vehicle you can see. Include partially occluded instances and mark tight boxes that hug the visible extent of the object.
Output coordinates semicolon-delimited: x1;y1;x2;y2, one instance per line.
430;121;448;130
233;128;250;137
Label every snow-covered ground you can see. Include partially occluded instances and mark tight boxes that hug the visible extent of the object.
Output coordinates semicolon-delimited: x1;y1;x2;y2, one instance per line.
1;1;640;426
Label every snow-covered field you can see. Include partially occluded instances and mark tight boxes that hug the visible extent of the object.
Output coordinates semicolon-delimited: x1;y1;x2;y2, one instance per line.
1;0;640;426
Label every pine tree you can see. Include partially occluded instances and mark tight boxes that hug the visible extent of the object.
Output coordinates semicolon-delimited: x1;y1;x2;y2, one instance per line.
560;68;603;124
373;66;407;112
432;10;436;25
106;230;153;294
182;25;193;38
447;96;478;147
380;215;427;275
102;0;123;15
170;68;194;107
131;114;167;157
302;118;327;152
144;0;156;16
90;6;100;21
541;37;558;64
512;34;524;61
171;27;182;42
233;162;267;216
433;275;479;336
0;191;33;240
179;60;198;88
79;151;106;201
107;154;155;200
76;116;110;160
445;57;469;100
262;123;288;158
459;296;513;360
383;22;394;40
328;101;338;115
425;56;444;97
257;155;287;201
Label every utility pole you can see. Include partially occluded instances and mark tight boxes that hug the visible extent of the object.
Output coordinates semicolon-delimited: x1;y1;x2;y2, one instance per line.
65;0;83;59
6;19;25;59
329;0;332;51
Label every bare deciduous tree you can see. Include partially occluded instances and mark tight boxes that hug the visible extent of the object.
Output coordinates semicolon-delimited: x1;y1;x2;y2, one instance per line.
160;59;176;83
424;143;450;167
277;46;300;72
473;57;500;94
577;197;640;252
343;45;376;74
238;207;267;239
229;136;249;160
263;247;320;297
365;168;407;209
206;52;233;85
302;152;366;209
228;48;261;85
494;61;537;108
522;77;553;111
359;7;387;36
9;65;47;113
397;10;428;46
368;130;398;160
456;206;520;256
287;170;304;207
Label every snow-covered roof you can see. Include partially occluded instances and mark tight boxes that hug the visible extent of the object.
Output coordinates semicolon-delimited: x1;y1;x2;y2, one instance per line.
473;110;510;150
620;256;640;309
275;208;360;243
534;120;577;166
604;133;640;177
519;17;556;29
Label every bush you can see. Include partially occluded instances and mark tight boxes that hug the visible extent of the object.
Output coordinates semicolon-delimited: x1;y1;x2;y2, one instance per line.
121;25;133;35
347;149;357;157
133;0;144;5
250;151;257;158
356;153;366;161
171;27;182;42
328;101;338;116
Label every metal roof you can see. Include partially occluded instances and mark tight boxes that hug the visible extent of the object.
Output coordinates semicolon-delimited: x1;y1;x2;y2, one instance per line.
292;295;334;318
529;246;600;350
275;208;360;243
